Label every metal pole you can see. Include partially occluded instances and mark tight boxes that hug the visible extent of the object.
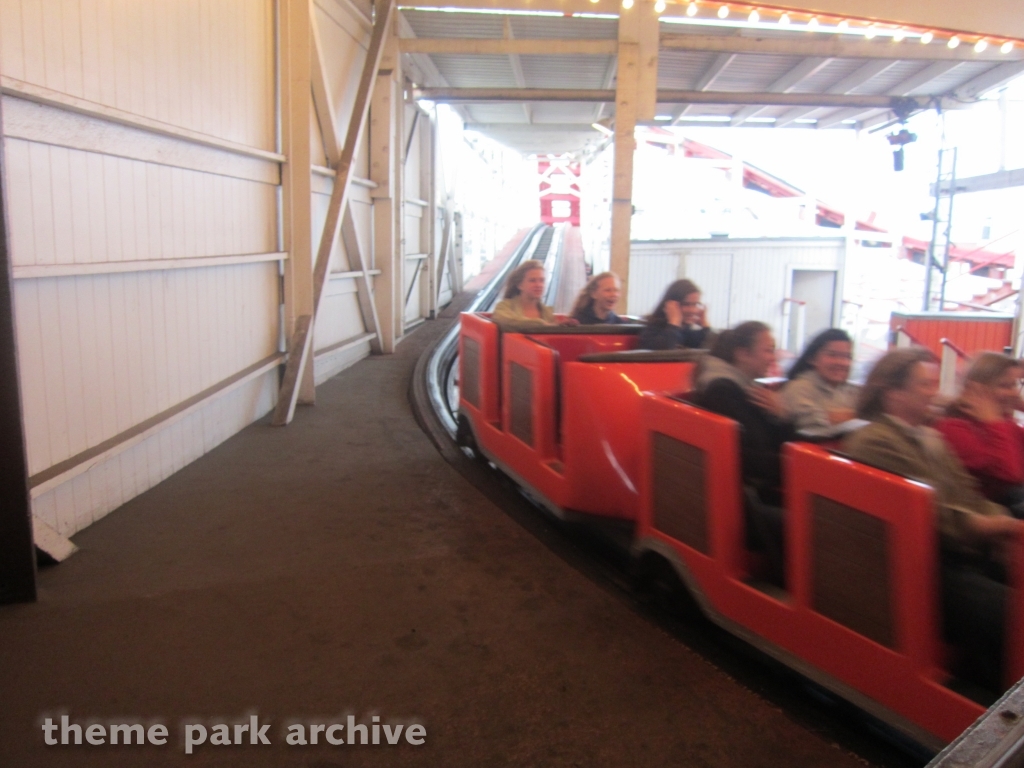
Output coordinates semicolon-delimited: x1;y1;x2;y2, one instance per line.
938;147;958;312
923;149;944;311
0;94;38;604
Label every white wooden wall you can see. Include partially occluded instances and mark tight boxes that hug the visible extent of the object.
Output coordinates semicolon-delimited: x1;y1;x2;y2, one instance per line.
0;0;282;537
628;237;847;330
0;0;413;538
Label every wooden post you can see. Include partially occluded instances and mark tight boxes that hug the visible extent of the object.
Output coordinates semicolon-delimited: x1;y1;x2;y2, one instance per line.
371;34;400;352
610;42;639;313
425;115;439;318
609;0;658;314
0;95;37;604
279;0;316;406
273;0;395;424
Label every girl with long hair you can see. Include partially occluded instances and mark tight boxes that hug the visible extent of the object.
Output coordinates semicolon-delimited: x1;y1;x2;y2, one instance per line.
935;352;1024;512
570;272;624;324
636;279;712;350
492;260;577;330
781;328;858;432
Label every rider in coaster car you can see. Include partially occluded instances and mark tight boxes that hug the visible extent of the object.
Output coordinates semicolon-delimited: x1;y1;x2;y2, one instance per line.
843;347;1024;696
492;259;578;331
637;279;714;350
570;272;627;325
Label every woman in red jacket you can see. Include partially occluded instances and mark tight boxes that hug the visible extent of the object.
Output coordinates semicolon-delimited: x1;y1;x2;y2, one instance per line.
935;352;1024;516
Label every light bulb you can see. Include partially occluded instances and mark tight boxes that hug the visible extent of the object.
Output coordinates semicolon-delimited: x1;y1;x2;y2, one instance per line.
864;24;877;39
948;36;960;49
1001;41;1014;54
654;0;666;12
717;5;729;19
778;12;790;25
747;9;759;23
686;1;697;16
837;19;849;31
806;17;818;30
921;31;934;44
974;39;988;53
621;0;633;8
892;29;905;42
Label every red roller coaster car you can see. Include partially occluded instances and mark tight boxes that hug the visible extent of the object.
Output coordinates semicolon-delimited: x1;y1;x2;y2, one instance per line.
456;311;1024;751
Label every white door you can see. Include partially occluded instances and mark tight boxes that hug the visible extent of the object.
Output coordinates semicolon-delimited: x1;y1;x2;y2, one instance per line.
787;269;837;351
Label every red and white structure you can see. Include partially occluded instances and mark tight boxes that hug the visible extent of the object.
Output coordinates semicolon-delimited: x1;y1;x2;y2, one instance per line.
538;155;581;226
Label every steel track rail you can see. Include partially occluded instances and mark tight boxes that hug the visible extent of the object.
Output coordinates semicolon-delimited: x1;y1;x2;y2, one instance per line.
420;223;552;440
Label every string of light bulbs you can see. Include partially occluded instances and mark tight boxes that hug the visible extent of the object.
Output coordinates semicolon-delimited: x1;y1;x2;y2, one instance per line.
605;0;1020;55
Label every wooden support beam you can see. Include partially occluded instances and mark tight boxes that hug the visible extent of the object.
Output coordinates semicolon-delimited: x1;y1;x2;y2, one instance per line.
773;59;896;128
341;206;383;352
371;33;401;352
310;0;342;168
635;1;660;121
413;87;942;110
610;33;639;314
398;37;618;55
274;0;396;425
435;210;452;306
503;18;532;124
278;0;317;419
0;95;36;604
660;33;1024;62
311;0;384;354
450;212;464;294
814;60;962;129
425;117;439;317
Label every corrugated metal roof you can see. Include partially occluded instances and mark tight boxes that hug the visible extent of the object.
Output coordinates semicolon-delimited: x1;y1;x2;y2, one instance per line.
399;9;1024;153
430;54;519;87
519;54;612;89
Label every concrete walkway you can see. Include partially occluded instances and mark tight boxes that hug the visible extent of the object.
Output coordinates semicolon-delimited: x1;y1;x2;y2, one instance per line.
0;315;910;768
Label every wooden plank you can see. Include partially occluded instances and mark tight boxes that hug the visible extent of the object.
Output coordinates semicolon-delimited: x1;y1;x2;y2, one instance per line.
314;331;375;359
370;32;400;352
435;209;452;305
311;0;385;353
275;0;396;424
12;251;287;279
397;38;618;55
610;37;638;313
0;92;37;602
635;0;659;122
0;75;285;162
309;0;342;168
1;96;280;185
278;0;317;416
311;0;395;314
412;87;938;109
341;204;383;352
29;352;284;499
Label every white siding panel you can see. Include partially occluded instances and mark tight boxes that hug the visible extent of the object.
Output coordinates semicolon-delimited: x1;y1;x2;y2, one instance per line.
6;0;275;150
627;252;680;317
681;250;733;329
2;138;278;268
0;0;26;80
631;237;846;332
30;372;277;537
15;263;279;473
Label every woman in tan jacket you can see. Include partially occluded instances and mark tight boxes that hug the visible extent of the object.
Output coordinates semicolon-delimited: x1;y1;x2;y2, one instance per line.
843;347;1021;695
